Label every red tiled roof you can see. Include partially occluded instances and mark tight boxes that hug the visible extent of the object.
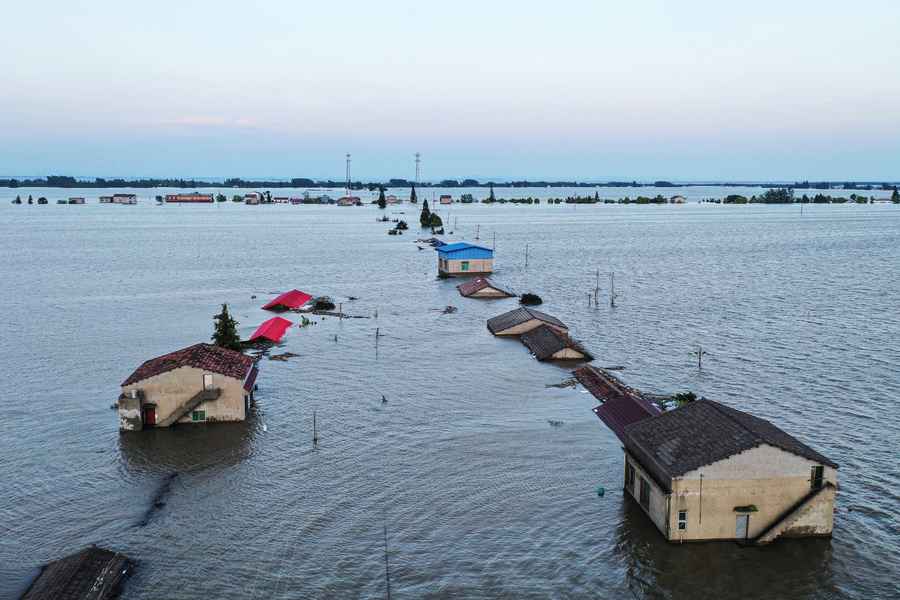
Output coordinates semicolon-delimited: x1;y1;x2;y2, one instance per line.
122;343;254;386
249;317;292;342
456;277;514;298
574;366;660;441
262;289;312;311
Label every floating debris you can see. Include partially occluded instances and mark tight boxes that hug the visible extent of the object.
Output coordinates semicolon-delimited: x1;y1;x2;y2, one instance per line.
519;292;543;306
548;420;565;427
546;378;578;389
269;352;299;361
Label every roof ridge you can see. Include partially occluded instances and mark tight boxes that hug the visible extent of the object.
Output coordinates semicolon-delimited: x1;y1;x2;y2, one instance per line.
703;399;768;444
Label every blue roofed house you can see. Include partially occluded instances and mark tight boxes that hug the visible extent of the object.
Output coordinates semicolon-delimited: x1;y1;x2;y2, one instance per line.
437;242;494;277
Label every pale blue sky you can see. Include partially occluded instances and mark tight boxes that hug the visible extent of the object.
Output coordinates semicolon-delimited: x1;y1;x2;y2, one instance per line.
2;1;898;180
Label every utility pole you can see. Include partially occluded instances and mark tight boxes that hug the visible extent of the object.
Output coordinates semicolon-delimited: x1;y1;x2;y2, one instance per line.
594;269;600;307
415;152;421;186
525;244;529;269
492;231;496;251
345;153;351;197
691;345;709;369
475;224;480;240
384;524;392;600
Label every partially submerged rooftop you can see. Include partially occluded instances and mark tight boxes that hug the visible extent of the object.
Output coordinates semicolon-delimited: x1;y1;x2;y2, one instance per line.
122;343;254;386
248;316;292;343
520;324;593;361
575;366;660;440
456;276;514;298
262;289;312;311
486;307;567;335
623;399;838;491
21;545;133;600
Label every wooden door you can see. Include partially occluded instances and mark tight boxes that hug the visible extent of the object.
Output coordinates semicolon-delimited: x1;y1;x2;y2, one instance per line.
735;515;749;539
143;405;156;427
203;374;213;390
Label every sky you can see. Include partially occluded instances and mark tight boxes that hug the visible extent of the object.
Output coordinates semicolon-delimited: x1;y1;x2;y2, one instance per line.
1;1;899;181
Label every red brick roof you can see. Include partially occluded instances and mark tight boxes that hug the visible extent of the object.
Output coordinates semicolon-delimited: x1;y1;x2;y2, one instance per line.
122;343;254;386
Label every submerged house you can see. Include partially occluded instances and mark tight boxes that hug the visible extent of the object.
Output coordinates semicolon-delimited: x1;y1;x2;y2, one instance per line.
575;366;838;544
437;242;494;276
439;194;452;204
520;324;592;361
248;316;292;343
118;343;258;431
337;196;361;206
21;545;133;600
487;307;567;336
457;276;514;299
262;289;312;311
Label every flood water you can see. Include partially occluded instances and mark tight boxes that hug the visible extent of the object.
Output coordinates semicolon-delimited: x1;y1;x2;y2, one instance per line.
1;189;898;599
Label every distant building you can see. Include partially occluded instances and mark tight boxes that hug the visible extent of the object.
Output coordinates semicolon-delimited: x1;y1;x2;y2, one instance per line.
437;242;494;276
118;343;258;431
520;324;592;361
337;196;361;206
385;194;400;205
244;192;260;205
99;196;114;204
456;276;514;299
273;196;290;203
165;193;213;203
439;194;452;204
575;366;838;544
670;195;686;204
113;193;138;204
486;307;567;336
67;197;86;204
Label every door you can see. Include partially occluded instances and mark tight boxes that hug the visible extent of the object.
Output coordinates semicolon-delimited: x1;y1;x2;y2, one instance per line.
143;405;156;427
735;515;749;539
203;374;213;390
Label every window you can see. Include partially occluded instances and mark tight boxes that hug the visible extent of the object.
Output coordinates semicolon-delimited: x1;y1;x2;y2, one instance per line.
625;462;635;492
191;410;206;422
678;510;688;530
811;465;824;490
461;261;470;271
639;478;650;509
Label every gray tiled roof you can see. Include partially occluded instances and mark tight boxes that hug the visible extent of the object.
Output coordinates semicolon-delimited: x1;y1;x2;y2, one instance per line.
486;307;567;334
623;399;837;491
520;324;592;361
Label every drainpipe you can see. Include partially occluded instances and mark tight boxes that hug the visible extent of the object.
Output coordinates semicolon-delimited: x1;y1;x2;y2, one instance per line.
665;493;672;540
699;473;703;527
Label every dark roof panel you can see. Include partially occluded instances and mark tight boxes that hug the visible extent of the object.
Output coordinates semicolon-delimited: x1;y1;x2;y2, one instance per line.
486;307;567;334
521;324;592;361
576;366;660;440
623;400;838;491
456;277;514;298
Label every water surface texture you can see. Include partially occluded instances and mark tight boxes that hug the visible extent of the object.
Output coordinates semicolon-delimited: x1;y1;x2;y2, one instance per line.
1;194;898;599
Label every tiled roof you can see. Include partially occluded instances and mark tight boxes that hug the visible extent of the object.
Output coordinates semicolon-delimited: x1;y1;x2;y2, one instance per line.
486;307;567;334
520;324;592;361
456;277;514;298
122;343;254;386
623;399;838;491
576;366;660;441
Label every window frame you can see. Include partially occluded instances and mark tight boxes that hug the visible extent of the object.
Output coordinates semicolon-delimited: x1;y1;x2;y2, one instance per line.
625;462;635;493
192;410;206;422
461;260;470;271
811;465;824;490
639;477;650;509
677;510;688;530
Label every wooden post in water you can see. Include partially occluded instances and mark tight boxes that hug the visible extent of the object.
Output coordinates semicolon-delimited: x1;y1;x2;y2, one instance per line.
313;411;318;447
475;224;480;240
492;231;496;252
610;272;616;307
594;269;600;307
383;523;392;600
339;303;343;320
525;243;529;269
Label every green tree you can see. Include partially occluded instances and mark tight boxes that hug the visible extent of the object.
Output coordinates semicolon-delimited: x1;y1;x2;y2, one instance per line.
232;195;243;202
410;184;417;203
429;212;443;228
377;187;386;209
215;193;227;202
892;187;899;203
420;198;431;227
212;304;241;351
488;184;496;202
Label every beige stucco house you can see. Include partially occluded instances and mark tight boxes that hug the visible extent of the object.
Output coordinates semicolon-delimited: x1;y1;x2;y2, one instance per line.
118;343;258;431
619;399;838;544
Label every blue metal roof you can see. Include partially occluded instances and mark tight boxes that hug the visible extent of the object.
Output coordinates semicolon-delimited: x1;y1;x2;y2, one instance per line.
437;242;494;259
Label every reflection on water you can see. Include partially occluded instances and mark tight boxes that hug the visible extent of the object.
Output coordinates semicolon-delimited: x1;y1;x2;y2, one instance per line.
0;198;898;599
